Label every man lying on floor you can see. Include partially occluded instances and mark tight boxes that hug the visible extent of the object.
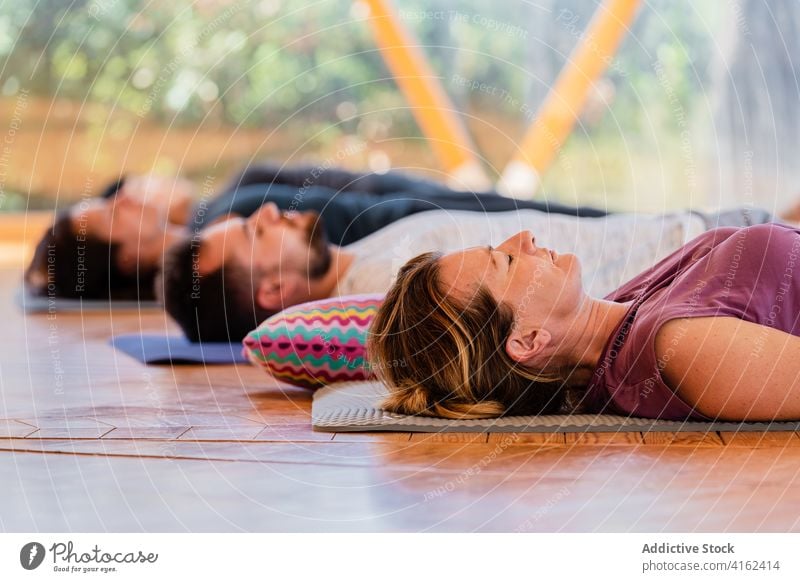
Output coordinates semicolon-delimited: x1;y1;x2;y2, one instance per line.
24;163;607;301
162;193;785;344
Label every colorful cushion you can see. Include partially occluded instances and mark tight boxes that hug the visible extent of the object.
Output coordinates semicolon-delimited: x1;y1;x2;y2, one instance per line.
242;294;384;389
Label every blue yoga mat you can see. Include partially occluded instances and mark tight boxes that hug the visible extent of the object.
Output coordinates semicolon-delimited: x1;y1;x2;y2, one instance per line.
16;287;160;313
110;333;248;365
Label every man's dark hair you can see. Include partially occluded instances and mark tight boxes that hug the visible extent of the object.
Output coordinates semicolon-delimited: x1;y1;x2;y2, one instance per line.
25;211;156;301
161;237;272;342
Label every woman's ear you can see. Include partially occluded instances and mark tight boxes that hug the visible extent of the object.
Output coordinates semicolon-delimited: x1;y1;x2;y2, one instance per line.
505;328;551;364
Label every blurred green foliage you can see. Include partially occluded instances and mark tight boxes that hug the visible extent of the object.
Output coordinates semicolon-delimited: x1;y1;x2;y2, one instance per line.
0;0;723;211
1;0;717;128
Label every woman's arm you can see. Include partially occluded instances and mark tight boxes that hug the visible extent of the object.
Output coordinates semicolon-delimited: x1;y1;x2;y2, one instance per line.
656;316;800;421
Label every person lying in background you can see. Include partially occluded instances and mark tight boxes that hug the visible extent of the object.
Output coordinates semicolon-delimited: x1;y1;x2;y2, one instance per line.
26;162;611;303
24;174;194;301
27;163;606;301
162;191;783;344
367;224;800;423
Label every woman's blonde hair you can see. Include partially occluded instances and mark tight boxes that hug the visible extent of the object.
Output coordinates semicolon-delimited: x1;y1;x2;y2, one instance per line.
368;252;578;419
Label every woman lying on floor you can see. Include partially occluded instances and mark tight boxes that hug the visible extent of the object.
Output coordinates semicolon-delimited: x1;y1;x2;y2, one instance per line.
368;223;800;422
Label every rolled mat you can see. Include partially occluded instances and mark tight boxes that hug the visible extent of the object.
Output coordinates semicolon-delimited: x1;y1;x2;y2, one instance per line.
16;287;160;313
312;381;800;433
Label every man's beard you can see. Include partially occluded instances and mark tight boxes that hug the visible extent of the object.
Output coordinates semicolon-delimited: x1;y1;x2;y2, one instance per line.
302;211;331;280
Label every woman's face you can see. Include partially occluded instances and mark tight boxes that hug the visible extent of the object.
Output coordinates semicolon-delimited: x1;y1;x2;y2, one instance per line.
70;191;166;271
437;230;584;329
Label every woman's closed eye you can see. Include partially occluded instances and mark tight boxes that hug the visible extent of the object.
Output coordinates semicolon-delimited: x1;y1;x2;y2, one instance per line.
484;245;512;271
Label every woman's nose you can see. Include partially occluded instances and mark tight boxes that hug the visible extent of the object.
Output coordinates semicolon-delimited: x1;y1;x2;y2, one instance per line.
500;230;536;254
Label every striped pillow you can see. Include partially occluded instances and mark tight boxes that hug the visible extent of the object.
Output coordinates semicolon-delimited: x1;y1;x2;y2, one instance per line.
242;294;383;389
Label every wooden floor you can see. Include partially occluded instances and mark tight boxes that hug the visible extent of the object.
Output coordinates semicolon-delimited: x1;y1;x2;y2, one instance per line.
2;237;800;531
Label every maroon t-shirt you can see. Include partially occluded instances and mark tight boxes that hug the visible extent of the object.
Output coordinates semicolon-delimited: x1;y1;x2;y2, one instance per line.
584;223;800;420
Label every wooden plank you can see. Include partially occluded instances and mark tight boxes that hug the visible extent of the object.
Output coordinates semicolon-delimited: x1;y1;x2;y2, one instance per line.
253;424;335;442
102;427;190;440
332;432;411;442
16;417;115;429
409;432;488;444
17;417;116;439
564;431;643;445
0;420;38;438
719;431;800;447
641;431;724;446
179;426;267;441
487;432;566;446
25;427;115;439
6;441;800;532
498;0;642;195
156;413;267;427
363;0;489;187
0;439;388;466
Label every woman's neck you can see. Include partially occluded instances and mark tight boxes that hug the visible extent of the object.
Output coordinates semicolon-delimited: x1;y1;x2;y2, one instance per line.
147;223;189;267
562;297;633;384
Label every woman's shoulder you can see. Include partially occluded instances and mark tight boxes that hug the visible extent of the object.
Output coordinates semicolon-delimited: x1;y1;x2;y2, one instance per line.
733;222;800;250
703;222;800;274
606;226;738;302
608;224;798;303
712;222;799;249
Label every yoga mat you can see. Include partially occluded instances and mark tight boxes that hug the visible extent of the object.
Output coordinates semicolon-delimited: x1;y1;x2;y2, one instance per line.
110;333;248;365
15;287;160;313
312;381;800;433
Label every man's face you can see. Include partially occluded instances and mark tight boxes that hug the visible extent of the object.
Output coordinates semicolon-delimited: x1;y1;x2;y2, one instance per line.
197;202;331;304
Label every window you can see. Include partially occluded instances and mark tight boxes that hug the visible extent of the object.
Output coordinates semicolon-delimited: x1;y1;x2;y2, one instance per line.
0;1;789;215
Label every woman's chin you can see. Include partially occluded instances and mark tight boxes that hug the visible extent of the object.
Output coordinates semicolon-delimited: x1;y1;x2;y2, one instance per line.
556;252;577;268
561;253;583;280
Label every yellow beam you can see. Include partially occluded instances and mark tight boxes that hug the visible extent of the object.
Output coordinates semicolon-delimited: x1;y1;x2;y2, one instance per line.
363;0;490;190
499;0;642;198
